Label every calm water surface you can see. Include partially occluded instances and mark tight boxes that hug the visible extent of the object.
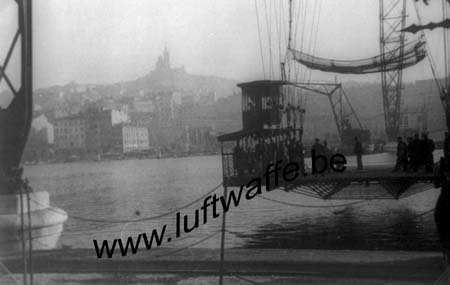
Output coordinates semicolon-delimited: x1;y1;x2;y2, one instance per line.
24;153;441;251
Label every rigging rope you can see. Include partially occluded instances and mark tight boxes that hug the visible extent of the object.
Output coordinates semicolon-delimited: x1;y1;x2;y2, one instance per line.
289;0;302;79
443;0;449;89
254;0;266;78
274;0;283;77
29;183;222;224
281;0;288;63
263;0;274;79
297;0;309;81
292;0;303;80
306;0;321;83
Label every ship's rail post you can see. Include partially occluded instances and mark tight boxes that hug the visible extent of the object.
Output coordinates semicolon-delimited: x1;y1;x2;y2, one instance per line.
219;142;227;285
218;185;228;285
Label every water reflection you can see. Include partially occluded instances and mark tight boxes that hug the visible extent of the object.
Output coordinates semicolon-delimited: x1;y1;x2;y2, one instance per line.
240;207;440;250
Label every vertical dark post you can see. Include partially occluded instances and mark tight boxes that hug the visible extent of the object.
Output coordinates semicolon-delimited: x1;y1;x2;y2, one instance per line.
287;0;292;79
443;0;449;91
24;0;33;129
19;0;33;283
20;0;33;160
219;142;227;285
218;185;228;285
19;187;27;285
26;190;33;285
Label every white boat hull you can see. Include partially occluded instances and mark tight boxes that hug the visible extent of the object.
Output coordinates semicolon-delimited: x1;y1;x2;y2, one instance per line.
0;191;67;257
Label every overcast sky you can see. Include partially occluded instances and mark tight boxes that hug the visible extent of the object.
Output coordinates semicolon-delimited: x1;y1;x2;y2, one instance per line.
0;0;447;90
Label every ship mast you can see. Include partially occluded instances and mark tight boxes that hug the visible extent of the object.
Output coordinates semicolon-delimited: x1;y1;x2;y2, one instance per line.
282;0;293;81
443;0;449;90
442;0;450;131
379;0;407;140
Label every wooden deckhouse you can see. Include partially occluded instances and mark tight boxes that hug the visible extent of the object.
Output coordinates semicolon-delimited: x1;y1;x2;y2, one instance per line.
218;80;307;179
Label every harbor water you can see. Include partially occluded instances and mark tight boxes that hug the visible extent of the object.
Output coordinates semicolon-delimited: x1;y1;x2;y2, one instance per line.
23;153;441;251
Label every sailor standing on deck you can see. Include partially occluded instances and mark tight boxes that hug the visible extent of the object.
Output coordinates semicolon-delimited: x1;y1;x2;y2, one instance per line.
394;137;408;172
312;138;325;171
421;133;435;173
354;137;363;170
409;133;421;172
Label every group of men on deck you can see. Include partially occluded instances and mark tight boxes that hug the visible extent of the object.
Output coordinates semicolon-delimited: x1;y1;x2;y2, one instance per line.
395;132;436;172
232;136;305;176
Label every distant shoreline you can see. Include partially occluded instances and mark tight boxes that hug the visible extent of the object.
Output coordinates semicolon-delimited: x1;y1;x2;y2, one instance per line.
23;151;222;166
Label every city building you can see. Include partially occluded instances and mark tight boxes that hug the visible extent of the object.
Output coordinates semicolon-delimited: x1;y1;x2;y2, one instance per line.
183;125;217;153
54;115;86;158
82;107;129;156
84;107;113;156
112;124;150;153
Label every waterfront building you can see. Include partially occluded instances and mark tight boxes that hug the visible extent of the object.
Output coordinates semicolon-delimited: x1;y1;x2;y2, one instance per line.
82;107;128;155
84;107;113;156
54;114;86;158
183;125;217;153
112;124;150;153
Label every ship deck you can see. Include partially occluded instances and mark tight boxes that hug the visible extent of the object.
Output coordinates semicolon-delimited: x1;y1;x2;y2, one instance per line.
223;166;439;200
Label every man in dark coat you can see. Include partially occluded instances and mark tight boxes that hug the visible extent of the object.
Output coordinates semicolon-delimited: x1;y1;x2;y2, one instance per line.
311;138;323;155
312;138;325;171
354;137;363;170
409;133;421;172
421;133;435;173
323;140;332;172
395;136;408;171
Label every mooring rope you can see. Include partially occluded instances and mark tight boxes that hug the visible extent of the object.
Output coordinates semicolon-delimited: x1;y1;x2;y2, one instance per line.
29;183;222;224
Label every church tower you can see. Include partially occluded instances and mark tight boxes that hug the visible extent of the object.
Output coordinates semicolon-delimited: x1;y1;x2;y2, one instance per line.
156;46;171;70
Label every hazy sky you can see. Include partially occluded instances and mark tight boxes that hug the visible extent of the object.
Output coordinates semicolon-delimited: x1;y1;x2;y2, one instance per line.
0;0;447;90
